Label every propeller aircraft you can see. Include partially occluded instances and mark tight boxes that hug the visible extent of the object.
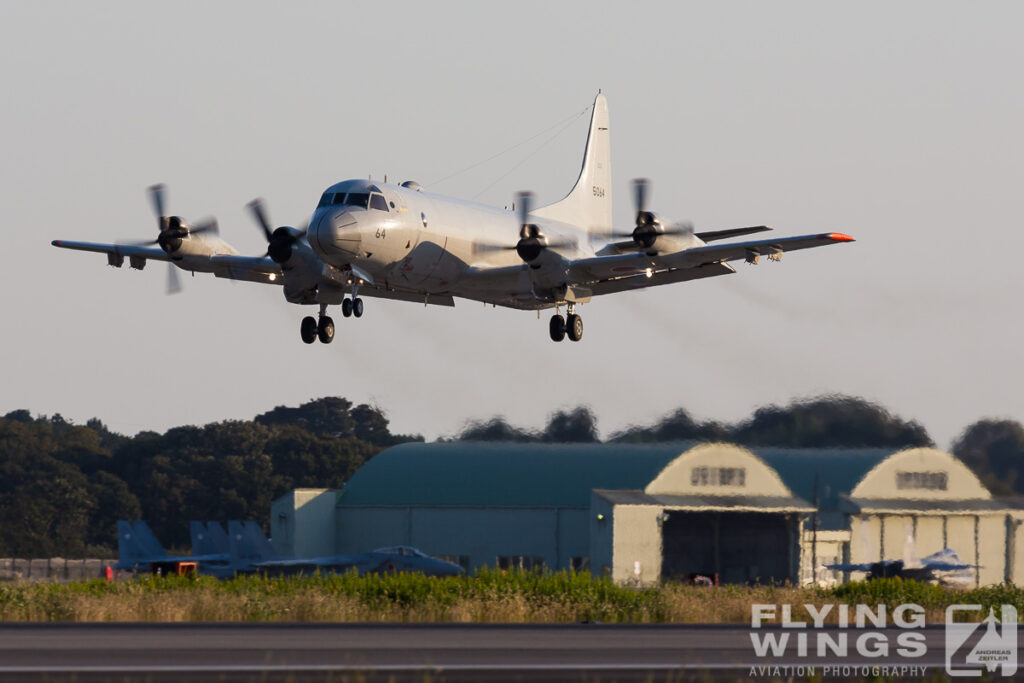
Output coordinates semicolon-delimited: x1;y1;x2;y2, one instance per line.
53;93;853;343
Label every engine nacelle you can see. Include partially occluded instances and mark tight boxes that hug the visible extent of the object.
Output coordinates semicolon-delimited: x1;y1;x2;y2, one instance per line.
632;211;667;250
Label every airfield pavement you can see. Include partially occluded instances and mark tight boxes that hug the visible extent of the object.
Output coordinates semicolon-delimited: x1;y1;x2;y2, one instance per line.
0;622;990;682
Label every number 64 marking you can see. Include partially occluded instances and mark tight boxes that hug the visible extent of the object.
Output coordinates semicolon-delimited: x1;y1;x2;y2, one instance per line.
375;228;386;239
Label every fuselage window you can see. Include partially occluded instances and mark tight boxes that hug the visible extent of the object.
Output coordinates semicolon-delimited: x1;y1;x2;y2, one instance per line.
346;193;369;209
369;193;388;211
318;193;334;208
331;193;348;205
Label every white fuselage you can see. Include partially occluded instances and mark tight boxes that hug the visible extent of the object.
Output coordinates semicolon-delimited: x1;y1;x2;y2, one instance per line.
306;179;672;309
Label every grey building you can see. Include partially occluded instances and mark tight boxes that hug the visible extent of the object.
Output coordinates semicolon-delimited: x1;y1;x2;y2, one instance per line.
270;441;1024;586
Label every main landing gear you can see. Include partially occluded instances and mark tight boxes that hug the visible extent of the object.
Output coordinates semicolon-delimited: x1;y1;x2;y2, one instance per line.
301;297;363;344
341;296;364;318
549;304;583;343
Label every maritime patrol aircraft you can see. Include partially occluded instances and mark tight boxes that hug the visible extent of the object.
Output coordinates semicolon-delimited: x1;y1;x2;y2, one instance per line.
52;93;853;343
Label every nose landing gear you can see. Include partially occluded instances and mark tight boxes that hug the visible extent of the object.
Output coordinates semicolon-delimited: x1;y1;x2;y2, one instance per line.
341;296;364;318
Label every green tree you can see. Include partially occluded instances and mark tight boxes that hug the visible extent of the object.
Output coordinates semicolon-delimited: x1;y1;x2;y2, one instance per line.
731;395;932;448
455;417;539;442
952;419;1024;495
542;406;599;443
255;397;356;437
610;408;729;443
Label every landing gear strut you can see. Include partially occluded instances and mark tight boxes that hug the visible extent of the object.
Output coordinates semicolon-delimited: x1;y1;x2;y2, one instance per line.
549;304;583;343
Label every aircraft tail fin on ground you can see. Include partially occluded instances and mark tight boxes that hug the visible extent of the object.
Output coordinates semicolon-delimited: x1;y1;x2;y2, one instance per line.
117;520;148;564
228;520;279;564
131;521;165;557
205;521;230;555
533;92;611;232
191;521;230;556
189;521;208;555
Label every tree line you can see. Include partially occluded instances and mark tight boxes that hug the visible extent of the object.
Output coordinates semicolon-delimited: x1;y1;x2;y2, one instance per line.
1;394;1022;556
0;398;419;556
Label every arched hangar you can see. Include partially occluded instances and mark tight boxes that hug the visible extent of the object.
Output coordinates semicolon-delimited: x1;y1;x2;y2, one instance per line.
271;442;1024;586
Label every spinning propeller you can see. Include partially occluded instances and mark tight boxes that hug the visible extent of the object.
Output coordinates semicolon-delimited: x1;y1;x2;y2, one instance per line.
121;184;220;294
474;191;575;264
246;198;308;265
591;178;692;251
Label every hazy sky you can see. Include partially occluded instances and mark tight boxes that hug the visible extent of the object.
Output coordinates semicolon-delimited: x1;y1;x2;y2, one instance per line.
2;2;1021;448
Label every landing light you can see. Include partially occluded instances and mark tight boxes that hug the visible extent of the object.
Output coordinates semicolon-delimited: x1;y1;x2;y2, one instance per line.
645;268;653;279
268;273;277;281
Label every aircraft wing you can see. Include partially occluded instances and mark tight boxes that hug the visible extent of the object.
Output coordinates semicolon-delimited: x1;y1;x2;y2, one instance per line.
51;240;172;262
672;233;854;267
568;233;851;284
209;255;282;285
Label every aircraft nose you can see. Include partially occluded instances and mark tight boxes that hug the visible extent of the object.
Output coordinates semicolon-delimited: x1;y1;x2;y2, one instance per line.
309;209;362;261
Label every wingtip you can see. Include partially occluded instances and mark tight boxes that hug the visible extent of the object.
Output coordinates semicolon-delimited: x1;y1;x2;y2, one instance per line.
828;232;855;242
51;239;62;247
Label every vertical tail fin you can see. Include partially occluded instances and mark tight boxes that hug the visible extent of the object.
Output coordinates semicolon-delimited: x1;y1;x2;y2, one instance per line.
228;520;279;564
205;521;230;555
117;520;148;564
190;521;209;555
532;92;611;232
131;521;165;557
191;521;230;556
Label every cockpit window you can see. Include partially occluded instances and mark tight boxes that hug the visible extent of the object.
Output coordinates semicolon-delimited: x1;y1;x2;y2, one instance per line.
331;193;348;205
369;193;388;211
345;193;369;209
317;192;334;208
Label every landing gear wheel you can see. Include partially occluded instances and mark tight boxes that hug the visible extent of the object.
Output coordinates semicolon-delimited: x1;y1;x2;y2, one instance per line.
341;299;353;318
353;298;364;318
317;316;335;344
549;314;566;342
567;314;583;342
300;316;318;344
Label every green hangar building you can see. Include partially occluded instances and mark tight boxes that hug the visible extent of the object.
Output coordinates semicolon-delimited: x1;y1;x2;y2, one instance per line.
270;442;1024;586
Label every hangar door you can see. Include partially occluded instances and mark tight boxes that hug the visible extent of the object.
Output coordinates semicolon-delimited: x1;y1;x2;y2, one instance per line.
661;511;792;584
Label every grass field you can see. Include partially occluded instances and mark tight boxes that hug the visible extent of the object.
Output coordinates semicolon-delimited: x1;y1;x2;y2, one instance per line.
0;570;1020;622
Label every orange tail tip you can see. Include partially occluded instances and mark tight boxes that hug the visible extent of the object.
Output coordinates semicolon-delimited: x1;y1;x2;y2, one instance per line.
828;233;855;242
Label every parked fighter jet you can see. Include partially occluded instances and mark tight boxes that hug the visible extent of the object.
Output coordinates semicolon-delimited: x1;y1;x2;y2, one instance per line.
827;548;975;587
115;520;226;574
228;520;463;577
52;92;853;343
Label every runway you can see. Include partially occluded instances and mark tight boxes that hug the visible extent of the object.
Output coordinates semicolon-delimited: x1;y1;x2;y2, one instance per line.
0;622;995;681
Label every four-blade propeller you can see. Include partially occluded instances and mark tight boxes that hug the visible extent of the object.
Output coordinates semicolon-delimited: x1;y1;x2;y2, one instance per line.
135;184;220;253
246;198;308;264
473;191;575;263
591;178;692;250
121;184;220;294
